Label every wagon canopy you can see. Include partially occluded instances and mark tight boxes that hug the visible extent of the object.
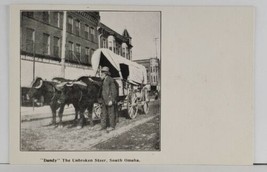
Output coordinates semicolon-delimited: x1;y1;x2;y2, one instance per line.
91;48;147;85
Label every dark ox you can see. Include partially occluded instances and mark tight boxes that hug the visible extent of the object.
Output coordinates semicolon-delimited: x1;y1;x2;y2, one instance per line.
27;77;79;128
58;76;102;129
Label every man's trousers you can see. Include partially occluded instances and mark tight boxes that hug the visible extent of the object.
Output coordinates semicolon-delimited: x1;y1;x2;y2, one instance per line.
101;104;116;129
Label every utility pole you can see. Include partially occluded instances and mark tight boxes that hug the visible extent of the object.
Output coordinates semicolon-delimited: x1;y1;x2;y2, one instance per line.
32;39;36;111
32;39;36;80
61;11;67;78
154;37;158;58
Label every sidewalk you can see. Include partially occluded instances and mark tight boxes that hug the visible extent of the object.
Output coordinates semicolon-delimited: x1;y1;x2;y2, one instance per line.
21;105;75;122
21;98;159;122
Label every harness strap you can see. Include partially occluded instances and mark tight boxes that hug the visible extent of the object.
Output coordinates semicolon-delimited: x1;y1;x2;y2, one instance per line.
50;86;56;102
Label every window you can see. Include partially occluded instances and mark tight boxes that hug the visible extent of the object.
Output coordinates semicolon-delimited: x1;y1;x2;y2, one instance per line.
108;36;115;51
125;49;129;59
102;38;107;48
113;41;116;53
114;41;119;54
67;17;73;33
109;42;113;51
24;12;34;18
42;33;50;55
118;46;121;55
67;41;74;60
53;37;60;58
122;48;126;57
90;27;95;35
90;27;95;41
25;28;35;53
122;43;127;58
75;44;81;62
54;12;61;28
84;25;89;39
85;47;90;55
85;47;90;64
75;20;80;36
43;12;50;23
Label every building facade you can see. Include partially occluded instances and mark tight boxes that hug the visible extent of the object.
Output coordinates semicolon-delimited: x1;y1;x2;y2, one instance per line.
134;58;160;91
64;12;100;65
21;11;134;88
21;11;100;87
21;11;138;106
98;23;133;60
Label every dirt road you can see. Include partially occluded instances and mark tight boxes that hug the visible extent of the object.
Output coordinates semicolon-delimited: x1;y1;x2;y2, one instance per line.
21;100;160;151
92;115;160;151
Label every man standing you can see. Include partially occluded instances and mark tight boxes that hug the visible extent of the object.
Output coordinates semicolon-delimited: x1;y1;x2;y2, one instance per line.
99;66;118;132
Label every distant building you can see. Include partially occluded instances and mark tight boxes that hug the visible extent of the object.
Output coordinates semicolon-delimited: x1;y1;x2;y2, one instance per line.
98;23;133;60
20;11;100;87
134;58;160;91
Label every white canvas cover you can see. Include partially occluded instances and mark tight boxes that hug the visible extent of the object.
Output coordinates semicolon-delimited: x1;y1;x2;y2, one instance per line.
91;48;147;85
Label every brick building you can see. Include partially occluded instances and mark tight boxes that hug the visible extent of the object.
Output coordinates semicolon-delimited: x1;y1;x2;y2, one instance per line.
20;11;140;106
98;23;133;60
21;11;135;88
64;12;100;65
21;11;100;87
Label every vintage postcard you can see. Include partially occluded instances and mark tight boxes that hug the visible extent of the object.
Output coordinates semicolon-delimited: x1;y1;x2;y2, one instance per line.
10;5;254;165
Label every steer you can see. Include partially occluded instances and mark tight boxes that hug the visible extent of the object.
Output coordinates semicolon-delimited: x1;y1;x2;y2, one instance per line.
58;77;102;129
27;77;79;128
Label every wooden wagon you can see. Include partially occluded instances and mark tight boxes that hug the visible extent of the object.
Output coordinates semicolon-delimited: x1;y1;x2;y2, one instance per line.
91;48;150;119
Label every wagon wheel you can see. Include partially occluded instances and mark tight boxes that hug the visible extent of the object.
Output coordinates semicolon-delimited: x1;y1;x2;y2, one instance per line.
143;102;149;114
93;103;102;120
127;91;138;119
142;87;150;114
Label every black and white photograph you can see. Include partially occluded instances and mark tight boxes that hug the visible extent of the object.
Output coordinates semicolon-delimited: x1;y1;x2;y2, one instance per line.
9;5;254;165
19;10;161;151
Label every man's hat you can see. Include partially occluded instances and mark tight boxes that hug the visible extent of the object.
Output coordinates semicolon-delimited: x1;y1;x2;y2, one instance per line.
101;66;111;75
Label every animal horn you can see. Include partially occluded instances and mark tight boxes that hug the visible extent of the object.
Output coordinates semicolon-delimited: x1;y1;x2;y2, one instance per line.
74;81;87;87
66;82;74;87
34;80;43;89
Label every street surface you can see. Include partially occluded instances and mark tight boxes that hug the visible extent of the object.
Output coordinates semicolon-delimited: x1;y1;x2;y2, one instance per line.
21;99;160;151
92;115;160;151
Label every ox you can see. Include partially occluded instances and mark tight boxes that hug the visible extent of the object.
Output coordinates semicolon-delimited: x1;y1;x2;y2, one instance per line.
58;76;102;129
27;77;79;128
